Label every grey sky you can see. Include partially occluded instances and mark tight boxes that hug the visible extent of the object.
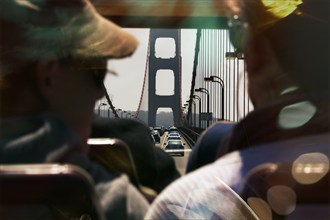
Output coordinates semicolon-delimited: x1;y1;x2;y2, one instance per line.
103;28;197;112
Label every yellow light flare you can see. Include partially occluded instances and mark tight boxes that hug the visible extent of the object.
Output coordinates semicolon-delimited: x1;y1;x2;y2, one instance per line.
262;0;302;18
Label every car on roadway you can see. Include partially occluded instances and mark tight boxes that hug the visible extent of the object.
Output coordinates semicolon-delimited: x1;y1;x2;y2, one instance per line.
151;129;161;143
164;139;185;157
168;126;179;134
153;126;165;136
167;133;181;141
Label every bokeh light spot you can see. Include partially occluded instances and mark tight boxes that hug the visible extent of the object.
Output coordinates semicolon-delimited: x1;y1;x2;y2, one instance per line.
267;185;296;215
278;101;316;129
247;197;272;220
292;153;329;184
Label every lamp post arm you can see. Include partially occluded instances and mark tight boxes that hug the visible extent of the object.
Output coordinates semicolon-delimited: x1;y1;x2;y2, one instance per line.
212;76;224;87
97;103;107;116
212;76;225;120
205;76;225;120
196;88;210;128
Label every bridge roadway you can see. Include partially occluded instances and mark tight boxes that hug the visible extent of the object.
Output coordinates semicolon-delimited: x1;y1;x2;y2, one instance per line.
155;131;192;176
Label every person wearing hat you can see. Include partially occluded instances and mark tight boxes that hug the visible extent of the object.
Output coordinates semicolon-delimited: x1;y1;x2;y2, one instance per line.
0;0;149;219
145;0;329;219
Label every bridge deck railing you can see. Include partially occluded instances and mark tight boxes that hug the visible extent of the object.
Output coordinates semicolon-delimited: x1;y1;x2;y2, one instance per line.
178;127;201;148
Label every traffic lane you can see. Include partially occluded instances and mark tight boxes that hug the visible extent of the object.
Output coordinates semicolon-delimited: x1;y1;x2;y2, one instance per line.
172;138;191;176
155;132;191;175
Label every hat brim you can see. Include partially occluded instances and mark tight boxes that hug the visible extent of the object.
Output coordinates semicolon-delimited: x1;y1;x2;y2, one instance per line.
0;0;138;64
73;1;139;59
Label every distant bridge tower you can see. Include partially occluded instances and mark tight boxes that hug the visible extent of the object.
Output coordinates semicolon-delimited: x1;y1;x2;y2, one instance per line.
148;29;182;127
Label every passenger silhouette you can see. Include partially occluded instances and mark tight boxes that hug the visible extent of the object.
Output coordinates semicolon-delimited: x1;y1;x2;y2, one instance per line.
0;0;149;219
145;0;329;219
90;117;181;195
186;121;236;173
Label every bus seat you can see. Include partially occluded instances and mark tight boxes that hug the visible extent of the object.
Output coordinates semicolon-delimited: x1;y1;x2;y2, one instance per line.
88;138;140;187
88;138;157;202
240;162;330;220
0;164;104;220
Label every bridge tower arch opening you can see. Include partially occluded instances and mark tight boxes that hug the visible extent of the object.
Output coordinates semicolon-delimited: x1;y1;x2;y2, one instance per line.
148;29;182;127
156;69;175;96
156;108;174;127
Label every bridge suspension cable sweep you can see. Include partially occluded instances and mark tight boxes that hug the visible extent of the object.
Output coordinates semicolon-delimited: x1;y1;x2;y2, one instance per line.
96;28;253;132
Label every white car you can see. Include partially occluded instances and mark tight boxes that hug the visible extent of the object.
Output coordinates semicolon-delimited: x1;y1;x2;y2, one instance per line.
164;140;185;157
167;133;181;141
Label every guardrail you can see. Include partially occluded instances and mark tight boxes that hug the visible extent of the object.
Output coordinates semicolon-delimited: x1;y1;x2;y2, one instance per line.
178;127;201;148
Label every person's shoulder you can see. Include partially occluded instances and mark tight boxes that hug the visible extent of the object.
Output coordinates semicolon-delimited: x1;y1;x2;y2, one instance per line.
199;121;236;143
193;121;236;158
95;174;149;220
217;131;330;181
237;132;330;161
145;158;250;220
210;121;236;132
152;160;231;203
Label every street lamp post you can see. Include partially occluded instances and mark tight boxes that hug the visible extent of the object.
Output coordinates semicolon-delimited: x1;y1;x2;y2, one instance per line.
204;76;225;120
184;103;189;127
116;109;122;118
195;87;210;128
187;99;196;129
181;106;185;125
97;103;107;116
191;94;201;132
185;101;191;127
185;101;194;128
121;110;127;118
